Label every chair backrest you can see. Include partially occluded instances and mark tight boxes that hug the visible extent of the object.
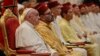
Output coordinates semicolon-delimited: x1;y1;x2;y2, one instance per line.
4;17;19;50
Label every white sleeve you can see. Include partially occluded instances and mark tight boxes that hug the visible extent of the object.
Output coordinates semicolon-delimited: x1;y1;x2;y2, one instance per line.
15;27;36;48
16;27;50;53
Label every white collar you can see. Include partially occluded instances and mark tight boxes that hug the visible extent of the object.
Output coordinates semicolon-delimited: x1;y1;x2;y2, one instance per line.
24;21;35;28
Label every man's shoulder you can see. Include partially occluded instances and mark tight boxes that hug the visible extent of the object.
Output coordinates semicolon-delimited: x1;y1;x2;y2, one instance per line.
58;19;67;25
16;22;29;31
36;21;47;28
36;21;50;32
20;22;28;28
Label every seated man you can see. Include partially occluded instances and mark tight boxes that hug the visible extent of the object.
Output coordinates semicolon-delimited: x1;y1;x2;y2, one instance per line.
47;1;87;56
35;2;82;56
79;4;100;54
59;4;99;56
16;8;58;56
70;4;92;42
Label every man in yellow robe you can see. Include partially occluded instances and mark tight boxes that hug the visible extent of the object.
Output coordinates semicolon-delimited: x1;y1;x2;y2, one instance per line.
36;14;82;56
35;2;82;56
58;5;99;56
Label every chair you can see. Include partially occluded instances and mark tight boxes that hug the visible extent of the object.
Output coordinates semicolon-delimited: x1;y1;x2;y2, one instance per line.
0;23;5;50
0;9;50;56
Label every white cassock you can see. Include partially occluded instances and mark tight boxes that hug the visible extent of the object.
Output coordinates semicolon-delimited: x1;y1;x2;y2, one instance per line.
80;12;100;33
50;15;87;56
15;21;57;56
70;15;85;35
70;14;100;56
92;13;100;54
70;15;95;42
87;12;100;33
94;13;100;28
70;17;88;42
80;14;100;55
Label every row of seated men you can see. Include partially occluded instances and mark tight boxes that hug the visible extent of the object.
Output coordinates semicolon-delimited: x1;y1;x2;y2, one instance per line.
0;1;100;56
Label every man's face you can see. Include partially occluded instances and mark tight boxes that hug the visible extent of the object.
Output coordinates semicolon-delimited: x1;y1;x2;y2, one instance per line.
65;8;73;20
73;6;80;15
44;9;54;22
90;4;96;12
85;6;90;13
80;7;87;14
51;5;62;15
29;10;40;25
19;8;24;15
94;5;100;13
68;8;73;17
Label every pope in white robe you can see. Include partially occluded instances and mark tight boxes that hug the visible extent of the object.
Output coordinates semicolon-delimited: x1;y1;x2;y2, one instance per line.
15;8;57;56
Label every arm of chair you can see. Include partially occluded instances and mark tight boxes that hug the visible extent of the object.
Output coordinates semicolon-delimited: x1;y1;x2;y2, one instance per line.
16;49;51;56
31;53;51;56
66;45;85;49
70;42;85;45
65;43;85;49
65;44;78;49
84;41;92;44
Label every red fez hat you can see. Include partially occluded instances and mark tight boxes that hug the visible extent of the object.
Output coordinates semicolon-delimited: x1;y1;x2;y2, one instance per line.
72;4;77;8
3;0;17;7
35;3;48;15
61;5;71;14
48;1;60;9
63;2;71;7
79;4;86;9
